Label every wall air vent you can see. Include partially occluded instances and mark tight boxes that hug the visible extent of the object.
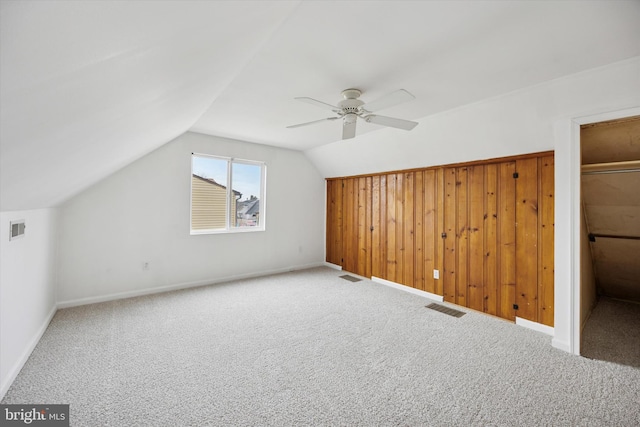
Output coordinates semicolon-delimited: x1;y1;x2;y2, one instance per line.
10;220;25;241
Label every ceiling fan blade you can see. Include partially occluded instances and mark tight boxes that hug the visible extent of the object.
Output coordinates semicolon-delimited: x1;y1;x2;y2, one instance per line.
365;114;418;131
342;119;357;140
295;97;340;112
287;117;339;129
362;89;415;112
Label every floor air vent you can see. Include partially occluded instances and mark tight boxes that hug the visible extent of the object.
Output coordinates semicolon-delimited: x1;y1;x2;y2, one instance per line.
426;303;466;318
340;275;362;282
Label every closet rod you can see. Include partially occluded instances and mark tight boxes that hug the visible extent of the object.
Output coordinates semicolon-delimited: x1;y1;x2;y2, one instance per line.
581;160;640;175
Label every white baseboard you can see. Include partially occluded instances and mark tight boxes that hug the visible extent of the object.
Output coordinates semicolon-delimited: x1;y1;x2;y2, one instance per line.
324;262;342;271
371;276;444;302
0;304;57;400
552;338;573;353
516;317;555;336
57;262;325;309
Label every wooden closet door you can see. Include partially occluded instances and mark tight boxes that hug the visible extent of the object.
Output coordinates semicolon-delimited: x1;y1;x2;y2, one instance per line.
326;179;343;267
442;161;519;320
484;164;498;316
467;165;485;312
371;175;386;279
361;176;373;278
340;177;372;277
497;162;517;320
442;168;457;303
538;155;555;327
515;158;539;322
415;170;438;294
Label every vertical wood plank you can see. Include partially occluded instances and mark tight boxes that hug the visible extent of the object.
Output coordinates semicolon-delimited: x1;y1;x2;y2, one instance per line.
357;177;367;276
325;180;334;264
396;173;405;285
484;165;498;316
365;176;373;278
343;178;356;274
515;158;539;322
350;178;360;274
340;179;349;270
424;170;437;294
456;167;469;307
379;175;388;280
403;172;415;288
371;175;381;277
414;171;425;291
498;162;516;320
468;165;485;312
336;180;344;267
435;168;445;296
386;174;397;282
443;168;457;302
538;155;555;326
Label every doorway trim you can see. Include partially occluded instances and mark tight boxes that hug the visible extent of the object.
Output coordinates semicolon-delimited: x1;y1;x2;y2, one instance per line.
553;106;640;355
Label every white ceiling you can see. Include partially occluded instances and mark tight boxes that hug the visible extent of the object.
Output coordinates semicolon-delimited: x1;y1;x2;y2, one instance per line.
1;1;639;210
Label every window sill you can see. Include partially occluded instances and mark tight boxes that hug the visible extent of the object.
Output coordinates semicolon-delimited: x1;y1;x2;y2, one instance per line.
190;227;265;236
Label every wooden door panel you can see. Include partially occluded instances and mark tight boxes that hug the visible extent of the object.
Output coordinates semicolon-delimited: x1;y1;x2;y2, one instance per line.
395;173;405;284
424;170;438;294
402;172;415;288
414;171;425;291
498;162;517;320
538;156;555;326
343;178;357;274
484;164;498;315
326;179;344;266
468;165;485;312
371;175;382;278
515;158;539;322
443;168;457;302
435;169;445;296
386;174;398;282
456;167;469;307
357;177;367;277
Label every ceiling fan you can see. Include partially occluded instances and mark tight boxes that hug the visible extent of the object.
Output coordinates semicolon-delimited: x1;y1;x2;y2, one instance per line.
287;88;419;140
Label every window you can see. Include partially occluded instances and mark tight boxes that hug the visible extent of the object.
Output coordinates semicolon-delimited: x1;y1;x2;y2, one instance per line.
191;154;265;233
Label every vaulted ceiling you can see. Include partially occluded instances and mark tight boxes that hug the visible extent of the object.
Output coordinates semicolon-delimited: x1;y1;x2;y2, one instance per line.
2;1;639;211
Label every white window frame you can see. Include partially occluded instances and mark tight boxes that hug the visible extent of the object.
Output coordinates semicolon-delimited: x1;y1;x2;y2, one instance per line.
190;153;266;235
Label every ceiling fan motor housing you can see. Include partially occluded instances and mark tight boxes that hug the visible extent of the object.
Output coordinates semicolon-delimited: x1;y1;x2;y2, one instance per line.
343;113;358;124
339;89;364;114
341;88;362;99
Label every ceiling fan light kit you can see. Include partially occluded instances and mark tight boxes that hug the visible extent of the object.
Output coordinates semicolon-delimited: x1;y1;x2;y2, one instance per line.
288;88;419;140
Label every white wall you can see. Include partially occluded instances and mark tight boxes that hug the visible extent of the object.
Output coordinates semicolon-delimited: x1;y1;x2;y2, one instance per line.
580;204;597;332
306;57;640;353
0;208;58;398
57;132;325;305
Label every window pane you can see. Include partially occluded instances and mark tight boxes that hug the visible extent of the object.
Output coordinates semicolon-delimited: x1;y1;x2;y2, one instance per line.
232;162;262;228
191;156;229;230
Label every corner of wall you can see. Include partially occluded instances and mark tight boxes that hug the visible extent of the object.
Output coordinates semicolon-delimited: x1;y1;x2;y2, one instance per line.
0;208;59;399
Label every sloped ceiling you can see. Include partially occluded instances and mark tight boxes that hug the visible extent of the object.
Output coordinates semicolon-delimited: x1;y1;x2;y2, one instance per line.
2;1;640;211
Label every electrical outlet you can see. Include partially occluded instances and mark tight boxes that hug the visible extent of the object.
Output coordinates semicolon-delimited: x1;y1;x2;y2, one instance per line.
433;269;440;279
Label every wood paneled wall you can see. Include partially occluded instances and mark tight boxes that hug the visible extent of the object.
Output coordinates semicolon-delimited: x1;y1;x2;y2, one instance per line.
326;152;554;326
